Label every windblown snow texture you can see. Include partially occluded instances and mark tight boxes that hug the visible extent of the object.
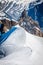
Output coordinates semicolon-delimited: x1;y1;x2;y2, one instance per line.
0;25;43;65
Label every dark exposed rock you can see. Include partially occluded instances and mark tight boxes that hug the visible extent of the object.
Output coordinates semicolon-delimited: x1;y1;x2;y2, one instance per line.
1;19;17;29
0;19;18;34
0;9;43;37
18;10;43;37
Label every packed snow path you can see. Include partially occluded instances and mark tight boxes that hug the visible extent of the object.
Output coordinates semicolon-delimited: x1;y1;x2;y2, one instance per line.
0;25;43;65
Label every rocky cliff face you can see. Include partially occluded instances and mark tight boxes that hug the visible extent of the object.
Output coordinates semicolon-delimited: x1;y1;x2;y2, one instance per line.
0;16;43;37
19;17;43;37
0;19;17;29
18;10;43;37
0;19;17;34
0;10;43;37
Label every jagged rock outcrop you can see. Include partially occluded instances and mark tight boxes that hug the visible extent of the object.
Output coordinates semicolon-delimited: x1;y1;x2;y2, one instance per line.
0;19;18;33
18;10;43;37
1;19;17;29
0;9;43;37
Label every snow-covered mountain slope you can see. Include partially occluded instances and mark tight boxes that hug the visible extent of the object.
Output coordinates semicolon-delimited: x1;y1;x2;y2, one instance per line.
0;25;43;65
0;0;43;21
0;0;38;20
0;25;26;55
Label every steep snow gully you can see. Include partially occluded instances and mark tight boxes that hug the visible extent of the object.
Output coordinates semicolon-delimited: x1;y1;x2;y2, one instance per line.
0;25;43;65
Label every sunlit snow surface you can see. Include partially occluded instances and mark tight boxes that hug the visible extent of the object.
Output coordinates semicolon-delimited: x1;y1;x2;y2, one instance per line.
0;0;39;20
0;0;43;21
0;25;43;65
